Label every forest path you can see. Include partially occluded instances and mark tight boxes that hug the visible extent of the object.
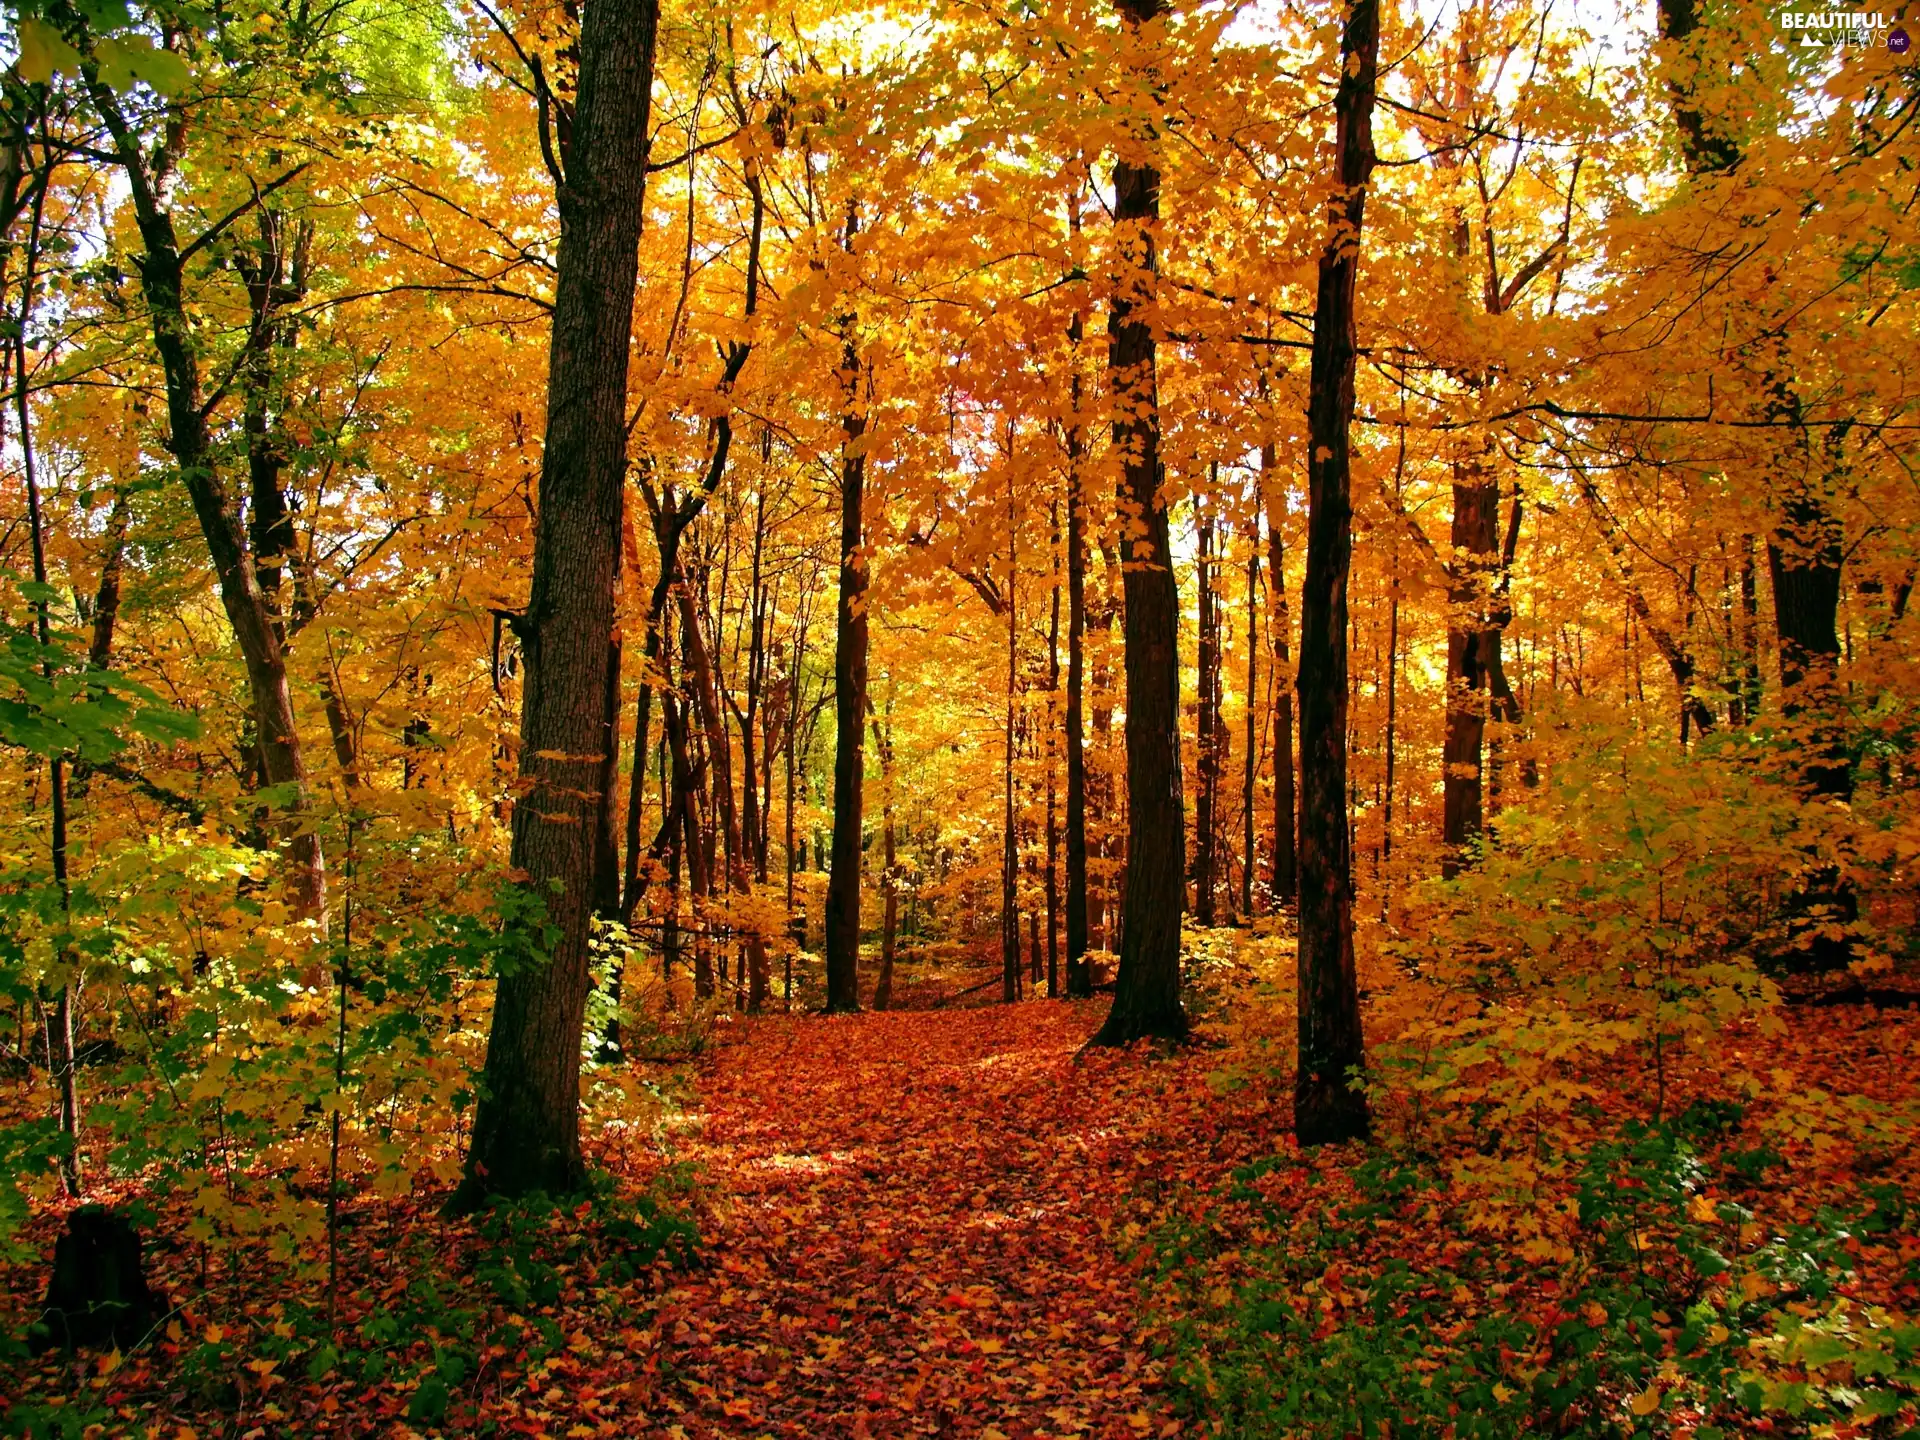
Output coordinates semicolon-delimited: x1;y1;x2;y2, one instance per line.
645;1001;1276;1439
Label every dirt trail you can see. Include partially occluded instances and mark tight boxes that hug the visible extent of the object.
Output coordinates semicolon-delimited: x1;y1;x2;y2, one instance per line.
644;1002;1273;1438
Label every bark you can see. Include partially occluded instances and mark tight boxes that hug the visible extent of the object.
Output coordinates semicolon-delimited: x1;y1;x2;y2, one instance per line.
871;707;898;1011
1241;538;1260;918
1440;454;1499;875
1064;370;1094;997
1091;536;1122;952
87;489;131;673
1294;0;1379;1147
1002;462;1022;1003
1091;0;1186;1045
455;0;659;1206
1263;444;1297;907
824;203;868;1014
1046;500;1062;997
1193;508;1219;926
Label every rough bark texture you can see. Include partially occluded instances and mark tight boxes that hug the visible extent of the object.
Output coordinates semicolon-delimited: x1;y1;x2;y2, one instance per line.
1294;0;1378;1147
456;0;659;1206
1092;0;1186;1046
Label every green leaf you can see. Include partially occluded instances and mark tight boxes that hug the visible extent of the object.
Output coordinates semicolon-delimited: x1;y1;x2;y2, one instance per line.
15;19;80;84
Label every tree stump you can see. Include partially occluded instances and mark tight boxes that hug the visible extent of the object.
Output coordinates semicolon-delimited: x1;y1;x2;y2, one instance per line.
31;1205;162;1353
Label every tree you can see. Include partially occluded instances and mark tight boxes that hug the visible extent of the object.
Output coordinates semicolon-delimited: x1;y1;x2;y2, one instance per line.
456;0;661;1205
1294;0;1379;1147
1091;0;1186;1047
824;199;869;1015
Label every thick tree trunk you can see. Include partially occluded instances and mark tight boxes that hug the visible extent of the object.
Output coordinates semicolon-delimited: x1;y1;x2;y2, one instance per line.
1294;0;1378;1147
1091;0;1186;1045
1264;444;1297;908
455;0;659;1206
824;205;868;1015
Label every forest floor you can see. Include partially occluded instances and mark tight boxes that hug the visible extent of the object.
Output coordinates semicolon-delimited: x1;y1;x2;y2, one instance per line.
8;978;1919;1437
636;999;1266;1438
2;998;1278;1439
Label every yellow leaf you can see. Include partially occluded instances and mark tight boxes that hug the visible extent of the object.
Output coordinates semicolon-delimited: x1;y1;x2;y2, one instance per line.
1630;1385;1661;1416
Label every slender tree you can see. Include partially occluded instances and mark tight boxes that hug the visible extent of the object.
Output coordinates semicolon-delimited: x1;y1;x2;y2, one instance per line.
1194;503;1220;926
824;200;869;1014
1264;440;1297;908
1294;0;1379;1146
1241;532;1260;918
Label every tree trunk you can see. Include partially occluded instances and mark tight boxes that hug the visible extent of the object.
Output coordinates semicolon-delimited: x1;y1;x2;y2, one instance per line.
824;205;868;1014
92;86;326;928
1064;296;1094;998
16;298;82;1197
1194;508;1219;926
1441;455;1498;876
1241;537;1260;918
1091;0;1186;1045
1264;444;1297;908
455;0;659;1206
1003;462;1022;1003
86;489;131;673
1047;500;1062;997
676;576;770;1010
871;707;898;1011
1294;0;1378;1147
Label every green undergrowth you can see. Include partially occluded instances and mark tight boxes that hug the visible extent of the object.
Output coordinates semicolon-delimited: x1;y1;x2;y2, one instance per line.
4;1166;699;1439
1148;1102;1920;1438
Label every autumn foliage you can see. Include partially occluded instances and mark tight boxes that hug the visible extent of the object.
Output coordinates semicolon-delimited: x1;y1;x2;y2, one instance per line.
0;0;1918;1432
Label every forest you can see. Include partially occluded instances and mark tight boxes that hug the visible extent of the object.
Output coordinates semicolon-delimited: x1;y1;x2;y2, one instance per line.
0;0;1917;1431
